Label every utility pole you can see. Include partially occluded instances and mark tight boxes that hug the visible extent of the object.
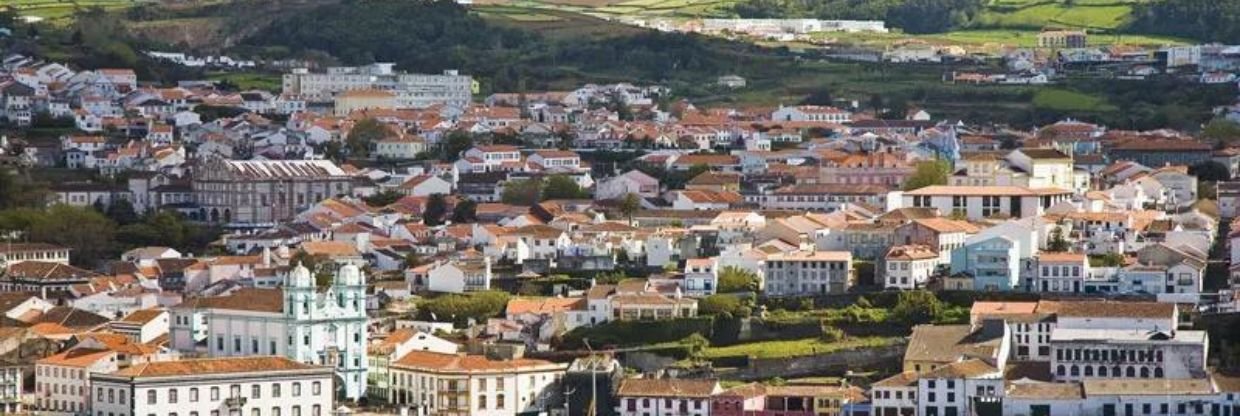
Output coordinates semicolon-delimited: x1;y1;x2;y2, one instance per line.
564;385;576;416
585;338;597;416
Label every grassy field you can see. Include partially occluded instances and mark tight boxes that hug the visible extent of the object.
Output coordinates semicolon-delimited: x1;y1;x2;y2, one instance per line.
815;29;1185;50
5;0;155;23
206;72;282;92
1033;88;1118;112
699;337;898;359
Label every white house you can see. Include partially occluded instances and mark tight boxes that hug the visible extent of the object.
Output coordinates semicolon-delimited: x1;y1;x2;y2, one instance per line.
90;356;334;416
683;257;719;296
596;170;660;201
771;105;852;124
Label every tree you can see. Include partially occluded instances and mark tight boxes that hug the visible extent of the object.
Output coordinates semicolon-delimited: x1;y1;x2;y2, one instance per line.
403;252;424;269
717;266;759;293
29;205;116;268
542;175;587;200
1090;252;1126;267
1189;160;1231;182
903;159;952;191
104;199;140;225
290;251;335;287
1048;226;1071;252
424;194;449;226
699;294;744;316
891;290;942;326
1204;118;1240;144
501;179;543;206
363;190;404;207
345;118;390;158
441;131;474;161
416;291;511;326
618;193;641;224
452;199;477;223
800;89;833;106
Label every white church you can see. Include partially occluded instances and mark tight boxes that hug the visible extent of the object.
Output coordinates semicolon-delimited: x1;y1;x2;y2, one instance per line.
170;263;369;400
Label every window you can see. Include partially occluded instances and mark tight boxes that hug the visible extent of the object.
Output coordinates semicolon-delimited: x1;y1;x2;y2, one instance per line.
312;405;320;416
478;396;487;410
169;388;178;404
231;385;241;398
210;387;219;401
311;382;321;395
190;388;198;402
272;384;281;398
497;394;506;409
272;409;280;416
252;385;261;399
293;383;301;397
292;407;300;416
147;390;157;405
252;410;260;416
479;379;487;390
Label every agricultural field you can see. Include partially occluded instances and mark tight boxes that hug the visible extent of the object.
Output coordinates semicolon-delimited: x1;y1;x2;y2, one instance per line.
205;72;282;92
4;0;155;23
1032;88;1118;112
698;336;899;360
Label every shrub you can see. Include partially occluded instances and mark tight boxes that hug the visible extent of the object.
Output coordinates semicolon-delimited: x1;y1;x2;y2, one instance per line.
820;324;845;342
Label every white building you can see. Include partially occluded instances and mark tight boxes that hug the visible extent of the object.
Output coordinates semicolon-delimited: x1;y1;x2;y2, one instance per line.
282;64;473;108
771;105;852;124
90;356;334;416
169;264;369;400
387;350;568;415
763;250;853;296
615;378;721;416
35;348;118;416
902;185;1073;221
683;257;719;296
883;245;938;290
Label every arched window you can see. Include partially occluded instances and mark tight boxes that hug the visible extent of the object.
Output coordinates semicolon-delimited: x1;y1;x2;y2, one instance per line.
1140;367;1150;378
1154;368;1164;378
1099;366;1109;377
1070;365;1079;376
1056;365;1066;376
1084;366;1094;377
1126;367;1136;377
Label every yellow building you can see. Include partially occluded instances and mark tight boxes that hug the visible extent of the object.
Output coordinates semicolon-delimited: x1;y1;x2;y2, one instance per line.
334;89;396;116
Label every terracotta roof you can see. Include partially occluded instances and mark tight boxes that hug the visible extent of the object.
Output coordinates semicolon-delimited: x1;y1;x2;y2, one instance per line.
687;171;741;186
5;261;98;281
922;358;999;379
905;185;1071;197
673;154;739;166
0;243;67;254
617;378;720;398
886;245;938;261
506;297;586;316
119;308;165;325
766;251;851;262
1054;300;1175;319
1111;139;1211;152
179;288;284;314
873;371;919;388
1006;381;1083;400
37;348;114;367
393;350;563;373
1016;148;1071;160
904;324;1004;365
1037;252;1086;262
300;241;361;257
113;356;320;378
1083;379;1213;396
911;218;980;234
75;332;162;356
338;89;395;99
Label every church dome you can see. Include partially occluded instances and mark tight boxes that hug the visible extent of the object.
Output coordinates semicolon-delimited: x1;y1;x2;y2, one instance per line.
337;263;363;286
288;263;313;288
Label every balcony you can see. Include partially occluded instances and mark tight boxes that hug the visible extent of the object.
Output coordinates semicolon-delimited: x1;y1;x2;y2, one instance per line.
224;397;248;409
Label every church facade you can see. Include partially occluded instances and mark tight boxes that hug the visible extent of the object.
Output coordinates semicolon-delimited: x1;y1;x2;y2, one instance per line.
170;263;369;400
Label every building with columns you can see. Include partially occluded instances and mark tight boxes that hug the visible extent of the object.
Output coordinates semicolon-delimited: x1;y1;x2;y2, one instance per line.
169;264;369;400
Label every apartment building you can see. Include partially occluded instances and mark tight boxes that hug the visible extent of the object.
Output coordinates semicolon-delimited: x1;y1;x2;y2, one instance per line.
387;350;567;416
616;378;721;416
35;348;118;416
90;356;334;416
282;64;474;108
763;250;854;297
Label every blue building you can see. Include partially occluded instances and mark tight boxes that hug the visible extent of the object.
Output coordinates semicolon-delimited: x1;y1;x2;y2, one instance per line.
950;235;1022;291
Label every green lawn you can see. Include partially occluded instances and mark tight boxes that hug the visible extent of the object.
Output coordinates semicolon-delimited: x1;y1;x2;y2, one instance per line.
1033;88;1118;112
206;72;282;92
699;337;898;359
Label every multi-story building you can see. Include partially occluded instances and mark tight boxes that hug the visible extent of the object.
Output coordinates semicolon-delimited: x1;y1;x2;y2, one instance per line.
1032;252;1088;293
683;257;719;296
616;378;721;416
0;363;23;414
712;383;866;416
35;348;118;416
387;350;567;415
770;105;852;124
1049;327;1207;381
902;185;1072;221
903;321;1009;374
1037;30;1087;48
367;328;459;402
282;64;474;108
883;245;939;290
1006;148;1076;191
759;184;891;212
915;360;1004;416
90;356;334;416
192;157;354;226
818;153;913;188
950;235;1022;291
763;250;854;297
0;243;71;265
169;264;368;399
